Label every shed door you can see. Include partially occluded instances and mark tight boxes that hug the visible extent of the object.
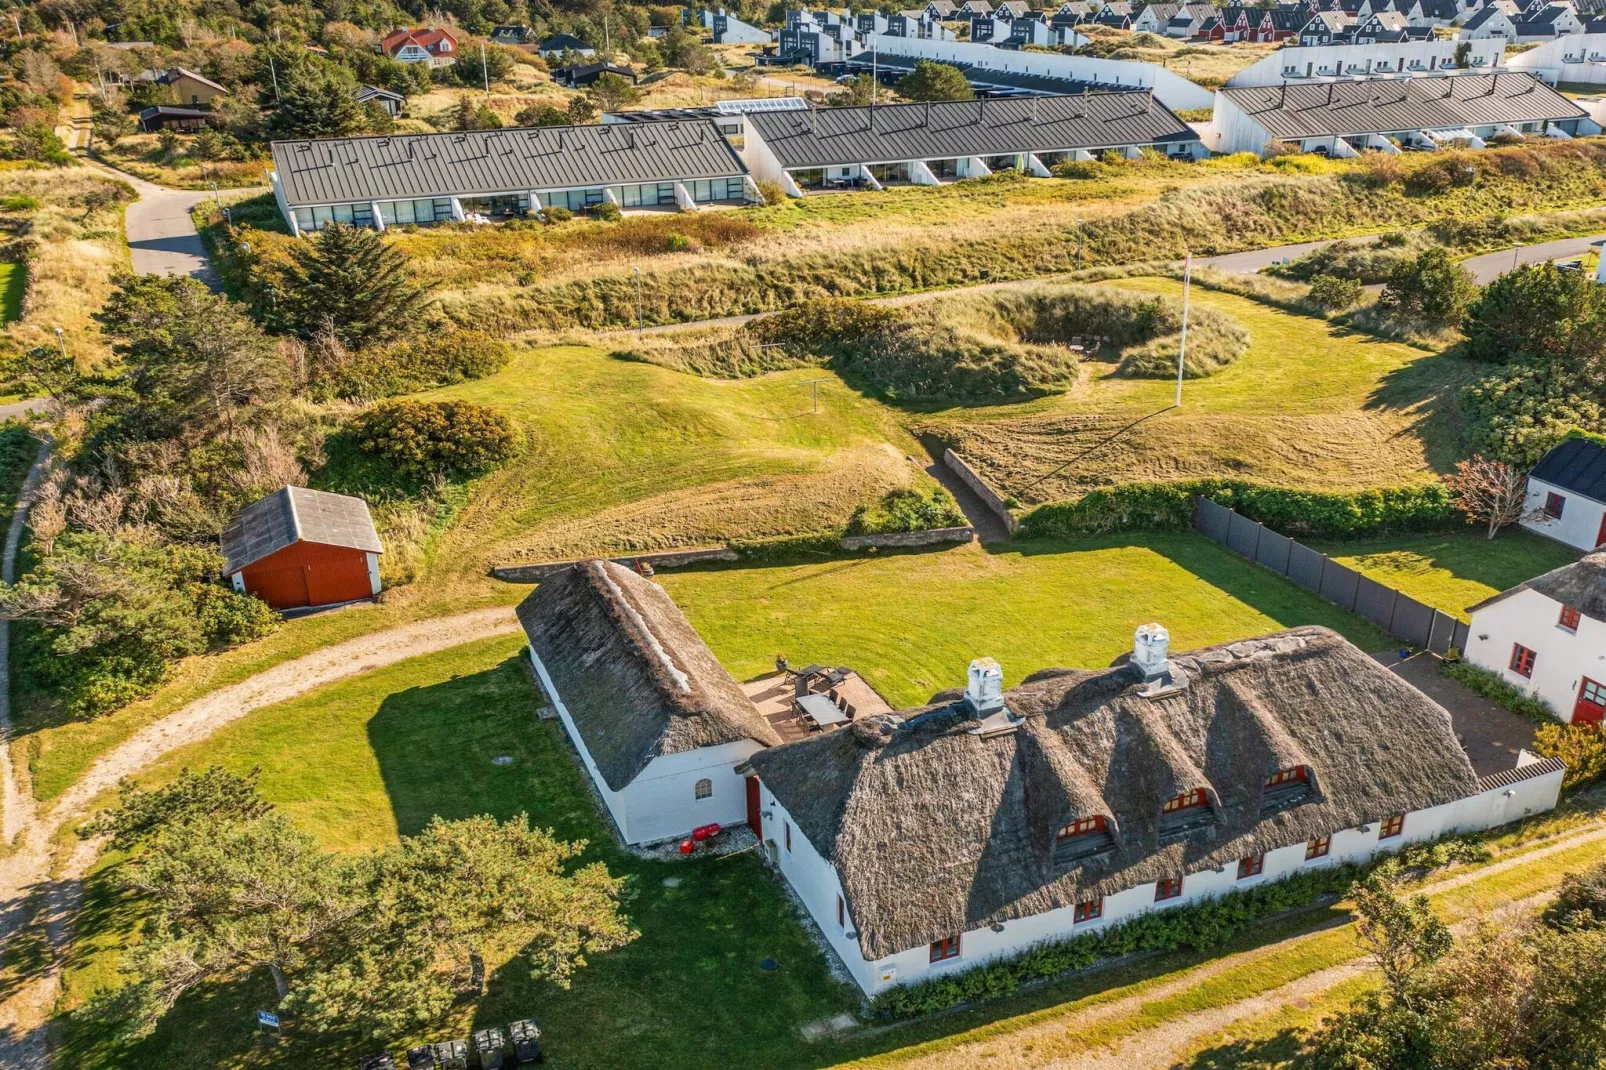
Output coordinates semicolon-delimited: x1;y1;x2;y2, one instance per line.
303;558;376;607
1574;678;1606;725
746;776;762;837
246;564;311;609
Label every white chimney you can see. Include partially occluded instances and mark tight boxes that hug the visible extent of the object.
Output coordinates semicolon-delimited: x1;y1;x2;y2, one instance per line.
1132;623;1170;680
966;657;1005;713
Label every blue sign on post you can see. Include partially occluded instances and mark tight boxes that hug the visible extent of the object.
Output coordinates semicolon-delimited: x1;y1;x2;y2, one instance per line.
257;1010;280;1031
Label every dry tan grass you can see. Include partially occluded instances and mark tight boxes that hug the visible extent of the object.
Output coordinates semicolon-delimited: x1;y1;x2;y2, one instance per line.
95;134;266;190
0;165;133;368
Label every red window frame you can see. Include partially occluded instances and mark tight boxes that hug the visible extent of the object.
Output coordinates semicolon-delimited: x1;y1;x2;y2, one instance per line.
1237;853;1265;879
1265;766;1309;788
1509;643;1536;679
1306;836;1331;860
1544;492;1566;520
1559;605;1582;632
929;936;960;963
1161;788;1209;814
1074;897;1104;923
837;895;845;928
1154;876;1183;901
785;822;792;852
1379;814;1405;840
1056;815;1108;840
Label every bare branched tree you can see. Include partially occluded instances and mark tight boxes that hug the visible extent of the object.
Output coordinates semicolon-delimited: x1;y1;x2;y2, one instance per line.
1446;455;1534;540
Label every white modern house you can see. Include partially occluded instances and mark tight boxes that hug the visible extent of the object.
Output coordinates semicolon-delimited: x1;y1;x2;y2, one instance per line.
1223;39;1506;86
860;35;1218;110
1519;436;1606;551
1466;554;1606;725
517;560;783;846
1458;4;1519;38
1508;31;1606;84
745;625;1565;997
267;120;758;234
697;7;774;44
1207;71;1594;156
741;92;1205;196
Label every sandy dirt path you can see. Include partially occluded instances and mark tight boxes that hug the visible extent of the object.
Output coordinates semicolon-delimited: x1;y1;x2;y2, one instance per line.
0;605;521;1068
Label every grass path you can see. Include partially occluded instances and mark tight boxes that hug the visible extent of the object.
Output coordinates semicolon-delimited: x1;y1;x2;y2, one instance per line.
836;821;1606;1070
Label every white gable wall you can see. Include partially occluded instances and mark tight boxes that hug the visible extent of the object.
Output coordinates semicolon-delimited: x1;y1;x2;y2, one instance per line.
1520;476;1606;551
529;647;764;844
1224;40;1505;85
1509;33;1606;84
759;764;1563;997
1466;586;1606;722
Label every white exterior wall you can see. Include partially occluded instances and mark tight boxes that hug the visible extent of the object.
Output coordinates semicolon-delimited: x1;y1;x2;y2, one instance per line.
1224;40;1505;86
528;648;763;844
764;767;1564;997
864;34;1216;109
1520;476;1606;551
1509;33;1606;84
1466;586;1606;723
1206;90;1279;154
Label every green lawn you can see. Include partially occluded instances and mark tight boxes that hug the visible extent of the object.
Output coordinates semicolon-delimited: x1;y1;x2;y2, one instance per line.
931;279;1476;503
1310;528;1581;622
0;261;25;324
659;534;1390;709
56;635;858;1070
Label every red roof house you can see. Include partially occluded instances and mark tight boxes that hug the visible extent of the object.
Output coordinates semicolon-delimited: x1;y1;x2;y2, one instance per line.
221;486;384;610
380;27;459;67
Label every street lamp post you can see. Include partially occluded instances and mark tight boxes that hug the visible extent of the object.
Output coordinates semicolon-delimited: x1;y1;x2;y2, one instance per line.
53;326;67;360
1175;252;1192;409
633;266;644;334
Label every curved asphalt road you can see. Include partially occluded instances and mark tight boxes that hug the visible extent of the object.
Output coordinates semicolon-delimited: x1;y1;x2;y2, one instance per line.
85;160;249;288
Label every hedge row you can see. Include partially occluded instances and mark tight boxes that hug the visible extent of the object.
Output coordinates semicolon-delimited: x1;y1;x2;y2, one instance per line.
1018;481;1459;541
869;862;1364;1019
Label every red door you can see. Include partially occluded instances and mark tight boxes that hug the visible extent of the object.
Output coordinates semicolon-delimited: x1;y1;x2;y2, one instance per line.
1574;678;1606;725
746;776;763;837
1596;512;1606;549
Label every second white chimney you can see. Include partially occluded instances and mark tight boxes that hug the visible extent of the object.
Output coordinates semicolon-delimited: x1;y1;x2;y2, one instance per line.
966;657;1005;712
1132;623;1170;679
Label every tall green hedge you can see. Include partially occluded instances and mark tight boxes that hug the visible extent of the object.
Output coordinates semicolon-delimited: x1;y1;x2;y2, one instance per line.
1019;481;1458;541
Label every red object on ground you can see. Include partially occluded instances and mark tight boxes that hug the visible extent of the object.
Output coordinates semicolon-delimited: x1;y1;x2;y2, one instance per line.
679;838;695;854
692;823;723;842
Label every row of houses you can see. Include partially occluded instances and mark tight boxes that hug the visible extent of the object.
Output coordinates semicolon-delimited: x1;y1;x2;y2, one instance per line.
514;560;1567;999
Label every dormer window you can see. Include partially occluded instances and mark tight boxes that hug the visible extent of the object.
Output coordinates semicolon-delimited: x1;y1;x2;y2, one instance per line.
1261;765;1315;813
1158;787;1214;839
1054;815;1116;865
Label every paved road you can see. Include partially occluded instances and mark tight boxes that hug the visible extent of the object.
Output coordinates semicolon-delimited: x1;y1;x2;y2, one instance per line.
88;162;223;286
1460;233;1606;284
1194;236;1377;275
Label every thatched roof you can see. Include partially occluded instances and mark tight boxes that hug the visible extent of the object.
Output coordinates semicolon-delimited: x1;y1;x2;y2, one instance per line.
747;627;1479;961
517;560;781;791
1467;552;1604;624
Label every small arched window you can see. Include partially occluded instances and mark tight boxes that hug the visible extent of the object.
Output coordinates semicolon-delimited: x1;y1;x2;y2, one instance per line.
694;778;713;800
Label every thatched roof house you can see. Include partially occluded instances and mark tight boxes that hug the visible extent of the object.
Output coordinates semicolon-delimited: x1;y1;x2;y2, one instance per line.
517;560;781;794
747;626;1479;961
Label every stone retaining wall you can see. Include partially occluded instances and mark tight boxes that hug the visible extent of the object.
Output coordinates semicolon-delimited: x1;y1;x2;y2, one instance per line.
944;449;1017;535
839;526;974;551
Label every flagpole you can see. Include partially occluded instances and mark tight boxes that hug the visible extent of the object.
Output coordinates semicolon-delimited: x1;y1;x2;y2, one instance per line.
1176;251;1191;408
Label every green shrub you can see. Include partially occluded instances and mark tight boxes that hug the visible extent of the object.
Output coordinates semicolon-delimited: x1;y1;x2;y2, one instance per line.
1533;722;1606;792
1;193;38;211
1460;355;1604;467
1406;154;1478;195
1307;274;1366;312
314;330;513;401
870;863;1365;1019
591;201;621;222
1020;481;1457;540
1050;160;1107;180
664;232;694;252
1545;860;1606;928
1438;659;1556;724
346;399;517;483
192;584;281;645
846;486;965;535
543;205;572;223
1266;238;1420;285
613;329;819;379
1378;248;1478;328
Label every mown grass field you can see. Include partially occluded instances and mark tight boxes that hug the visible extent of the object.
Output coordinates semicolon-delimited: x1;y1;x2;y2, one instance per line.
0;260;25;323
659;533;1388;708
52;628;1606;1070
928;278;1474;502
1311;528;1582;622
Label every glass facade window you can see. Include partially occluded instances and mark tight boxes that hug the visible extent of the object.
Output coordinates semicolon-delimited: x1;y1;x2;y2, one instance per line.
376;199;453;226
538;188;606;212
621;182;678;207
687;177;746;202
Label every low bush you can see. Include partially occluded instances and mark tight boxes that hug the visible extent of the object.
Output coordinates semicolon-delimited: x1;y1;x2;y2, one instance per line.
313;330;513;401
613;329;818;379
846;486;965;535
1020;481;1457;540
1307;274;1366;312
1533;721;1606;792
591;201;621;222
344;399;517;485
870;863;1365;1019
1266;237;1422;285
1439;659;1555;724
543;206;572;223
1545;860;1606;928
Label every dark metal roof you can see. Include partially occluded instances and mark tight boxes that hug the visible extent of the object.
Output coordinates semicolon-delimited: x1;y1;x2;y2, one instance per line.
269;121;747;208
1477;755;1566;792
1219;72;1585;140
1531;436;1606;503
221;486;382;574
747;91;1196;168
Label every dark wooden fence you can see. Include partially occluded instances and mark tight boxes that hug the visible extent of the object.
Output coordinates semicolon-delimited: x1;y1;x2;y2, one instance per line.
1194;498;1472;655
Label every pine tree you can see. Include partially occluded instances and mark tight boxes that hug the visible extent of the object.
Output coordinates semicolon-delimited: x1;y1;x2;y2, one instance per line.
896;60;975;102
280;224;428;349
269;60;369;140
